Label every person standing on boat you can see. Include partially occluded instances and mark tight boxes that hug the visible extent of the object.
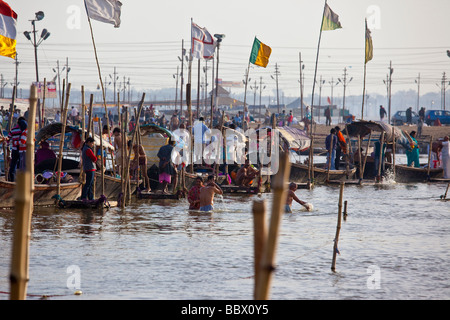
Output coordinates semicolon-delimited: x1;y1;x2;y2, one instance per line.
199;175;223;212
131;143;151;192
285;182;310;213
325;128;337;170
157;139;178;194
18;120;28;170
438;136;450;178
334;126;347;170
6;116;26;181
406;131;420;168
80;137;97;200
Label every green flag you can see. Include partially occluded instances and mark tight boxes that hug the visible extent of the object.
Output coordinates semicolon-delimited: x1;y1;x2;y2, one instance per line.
249;37;272;68
322;3;342;31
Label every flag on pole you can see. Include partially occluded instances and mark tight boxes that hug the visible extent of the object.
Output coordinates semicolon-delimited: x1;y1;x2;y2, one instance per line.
249;37;272;68
191;22;216;59
365;19;373;64
0;0;17;59
321;3;342;31
84;0;122;28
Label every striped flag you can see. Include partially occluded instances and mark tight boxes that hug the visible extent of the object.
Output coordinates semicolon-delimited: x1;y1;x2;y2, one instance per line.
322;3;342;31
84;0;122;28
365;19;373;64
249;37;272;68
0;0;17;59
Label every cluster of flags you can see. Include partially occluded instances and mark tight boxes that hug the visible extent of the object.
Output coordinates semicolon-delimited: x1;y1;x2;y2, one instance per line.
0;0;373;76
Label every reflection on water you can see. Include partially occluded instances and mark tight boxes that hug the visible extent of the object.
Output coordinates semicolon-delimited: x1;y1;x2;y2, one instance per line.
0;181;449;300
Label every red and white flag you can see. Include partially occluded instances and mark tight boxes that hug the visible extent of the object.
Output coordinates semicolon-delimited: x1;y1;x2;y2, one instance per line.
0;0;17;59
191;22;216;60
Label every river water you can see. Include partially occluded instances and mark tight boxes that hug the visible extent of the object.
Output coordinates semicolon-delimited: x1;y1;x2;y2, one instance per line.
0;152;449;300
0;180;448;301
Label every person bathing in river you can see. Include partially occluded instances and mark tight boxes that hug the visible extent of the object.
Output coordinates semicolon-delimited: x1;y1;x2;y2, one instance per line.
188;176;204;210
285;182;310;213
199;175;223;212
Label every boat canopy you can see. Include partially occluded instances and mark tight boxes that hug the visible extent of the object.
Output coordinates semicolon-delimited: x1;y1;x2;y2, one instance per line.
345;120;410;147
36;122;114;151
277;126;311;152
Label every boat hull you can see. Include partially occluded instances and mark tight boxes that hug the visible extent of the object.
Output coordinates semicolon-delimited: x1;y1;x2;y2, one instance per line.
393;164;444;183
289;163;356;184
0;178;82;209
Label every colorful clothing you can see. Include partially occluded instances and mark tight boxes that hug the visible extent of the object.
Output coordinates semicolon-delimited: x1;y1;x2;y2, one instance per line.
188;186;201;210
199;205;213;212
406;138;420;168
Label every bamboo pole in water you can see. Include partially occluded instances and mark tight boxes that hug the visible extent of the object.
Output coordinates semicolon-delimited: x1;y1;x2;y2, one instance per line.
255;152;290;300
392;127;396;179
331;181;345;272
57;83;71;197
10;85;37;300
376;132;385;182
252;199;267;299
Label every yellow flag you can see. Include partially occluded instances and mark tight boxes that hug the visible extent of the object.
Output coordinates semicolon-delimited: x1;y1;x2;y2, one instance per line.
365;19;373;64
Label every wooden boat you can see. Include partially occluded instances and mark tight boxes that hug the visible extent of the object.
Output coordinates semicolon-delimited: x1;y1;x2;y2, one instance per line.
0;177;82;209
392;164;443;183
289;162;357;184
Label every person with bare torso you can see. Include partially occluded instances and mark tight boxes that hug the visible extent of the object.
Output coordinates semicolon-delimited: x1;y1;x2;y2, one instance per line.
199;175;223;212
285;182;310;213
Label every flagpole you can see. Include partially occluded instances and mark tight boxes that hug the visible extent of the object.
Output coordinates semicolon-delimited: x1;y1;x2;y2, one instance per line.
83;1;111;142
311;0;327;136
361;19;368;120
243;61;251;129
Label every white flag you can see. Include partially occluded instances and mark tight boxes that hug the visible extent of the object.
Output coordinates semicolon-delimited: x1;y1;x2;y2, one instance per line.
85;0;122;28
191;22;216;59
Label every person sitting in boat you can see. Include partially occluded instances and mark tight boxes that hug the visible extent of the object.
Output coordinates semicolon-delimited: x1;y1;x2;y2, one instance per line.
188;176;204;210
406;131;420;168
199;175;223;212
80;137;97;201
35;140;57;166
235;160;259;187
131;143;151;192
285;182;310;213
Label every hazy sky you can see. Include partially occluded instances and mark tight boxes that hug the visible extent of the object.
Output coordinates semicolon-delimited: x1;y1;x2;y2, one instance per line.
2;0;450;102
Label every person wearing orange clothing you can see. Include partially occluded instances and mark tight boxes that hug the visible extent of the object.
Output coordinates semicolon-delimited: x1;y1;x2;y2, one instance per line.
334;126;347;170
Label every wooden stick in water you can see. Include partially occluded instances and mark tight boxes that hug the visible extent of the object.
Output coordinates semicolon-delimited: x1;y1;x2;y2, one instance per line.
427;136;433;180
255;151;290;300
252;199;267;299
331;182;345;272
9;85;37;300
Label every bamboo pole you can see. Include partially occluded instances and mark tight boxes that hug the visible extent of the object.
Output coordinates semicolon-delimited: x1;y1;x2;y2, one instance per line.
252;199;267;299
357;134;363;181
255;152;290;300
98;118;105;196
123;94;146;204
9;84;37;300
56;83;71;197
392;127;396;179
361;132;372;179
427;136;433;180
41;79;46;128
331;181;345;272
376;132;385;182
79;86;86;185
